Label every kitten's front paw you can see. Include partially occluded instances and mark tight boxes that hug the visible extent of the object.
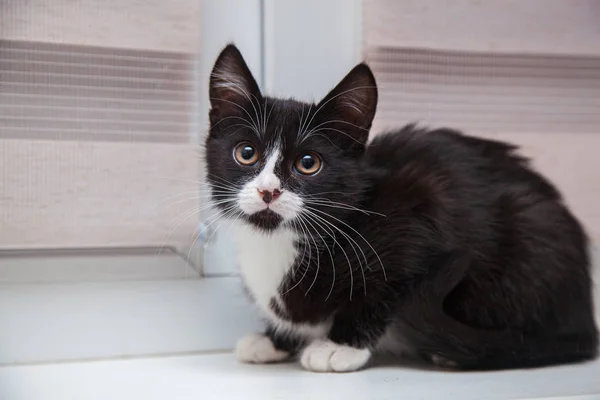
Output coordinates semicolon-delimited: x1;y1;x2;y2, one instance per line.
235;333;290;364
300;339;371;372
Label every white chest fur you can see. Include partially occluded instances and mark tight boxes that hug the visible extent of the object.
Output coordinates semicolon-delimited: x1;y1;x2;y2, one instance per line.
233;223;298;312
232;222;330;338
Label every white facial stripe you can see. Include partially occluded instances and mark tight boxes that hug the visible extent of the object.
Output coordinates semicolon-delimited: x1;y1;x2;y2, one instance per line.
255;147;281;192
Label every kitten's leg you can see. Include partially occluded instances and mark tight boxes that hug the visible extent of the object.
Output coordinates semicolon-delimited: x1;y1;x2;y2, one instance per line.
236;325;302;364
300;308;388;373
300;250;472;372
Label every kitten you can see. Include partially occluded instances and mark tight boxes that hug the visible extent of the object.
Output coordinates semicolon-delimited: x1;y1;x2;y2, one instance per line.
205;44;598;372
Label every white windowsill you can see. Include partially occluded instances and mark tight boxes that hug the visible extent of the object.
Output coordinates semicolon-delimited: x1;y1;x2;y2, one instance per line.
0;253;260;365
2;352;599;400
0;251;598;399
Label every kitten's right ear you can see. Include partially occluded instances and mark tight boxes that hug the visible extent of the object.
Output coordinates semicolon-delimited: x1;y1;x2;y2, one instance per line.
209;44;262;126
314;63;378;146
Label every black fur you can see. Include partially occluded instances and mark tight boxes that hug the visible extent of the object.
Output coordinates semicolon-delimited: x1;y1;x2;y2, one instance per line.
206;44;598;369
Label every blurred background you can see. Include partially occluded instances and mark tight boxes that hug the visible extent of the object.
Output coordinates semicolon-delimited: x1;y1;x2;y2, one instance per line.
0;0;599;378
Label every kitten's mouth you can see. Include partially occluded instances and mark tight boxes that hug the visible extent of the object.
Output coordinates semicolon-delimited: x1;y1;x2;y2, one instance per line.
248;209;283;230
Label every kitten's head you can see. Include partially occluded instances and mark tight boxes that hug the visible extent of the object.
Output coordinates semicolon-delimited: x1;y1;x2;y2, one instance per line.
205;44;377;232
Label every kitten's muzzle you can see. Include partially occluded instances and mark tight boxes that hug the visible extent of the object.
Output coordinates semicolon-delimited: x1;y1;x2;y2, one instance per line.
257;188;282;205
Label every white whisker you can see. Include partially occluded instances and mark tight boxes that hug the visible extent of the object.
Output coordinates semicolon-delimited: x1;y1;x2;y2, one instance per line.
301;214;335;299
209;72;263;134
158;204;209;256
283;216;314;295
303;126;364;145
299;85;376;141
306;198;386;217
301;216;321;297
210;115;260;135
303;211;357;300
304;210;366;298
303;119;369;138
208;96;260;137
187;204;239;266
308;206;387;281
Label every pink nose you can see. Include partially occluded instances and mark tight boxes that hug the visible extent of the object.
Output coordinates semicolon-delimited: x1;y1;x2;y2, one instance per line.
258;188;282;204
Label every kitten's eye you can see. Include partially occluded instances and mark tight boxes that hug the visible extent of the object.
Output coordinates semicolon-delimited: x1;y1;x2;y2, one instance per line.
234;143;259;166
294;153;322;175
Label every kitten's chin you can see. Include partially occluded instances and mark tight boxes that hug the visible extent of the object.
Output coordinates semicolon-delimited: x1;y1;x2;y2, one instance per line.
247;209;284;231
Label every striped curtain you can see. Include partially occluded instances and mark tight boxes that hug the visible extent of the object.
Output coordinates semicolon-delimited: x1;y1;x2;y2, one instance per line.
0;1;202;250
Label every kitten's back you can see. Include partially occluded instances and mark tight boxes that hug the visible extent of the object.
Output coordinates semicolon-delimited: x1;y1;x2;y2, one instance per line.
363;125;597;369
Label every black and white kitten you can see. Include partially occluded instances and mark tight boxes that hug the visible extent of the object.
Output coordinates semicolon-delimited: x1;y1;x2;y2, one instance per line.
205;44;598;372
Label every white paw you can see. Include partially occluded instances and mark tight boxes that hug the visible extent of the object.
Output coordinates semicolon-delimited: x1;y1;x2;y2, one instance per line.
300;339;371;372
235;333;290;364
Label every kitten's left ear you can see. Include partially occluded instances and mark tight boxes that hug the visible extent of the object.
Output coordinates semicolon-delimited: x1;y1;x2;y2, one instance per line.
209;44;262;127
315;63;378;144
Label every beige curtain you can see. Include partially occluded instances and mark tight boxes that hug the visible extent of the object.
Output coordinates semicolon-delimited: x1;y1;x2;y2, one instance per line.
0;0;202;250
363;0;600;242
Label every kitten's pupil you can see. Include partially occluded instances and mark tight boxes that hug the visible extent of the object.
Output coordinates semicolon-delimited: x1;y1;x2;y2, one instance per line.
241;146;255;160
301;155;315;169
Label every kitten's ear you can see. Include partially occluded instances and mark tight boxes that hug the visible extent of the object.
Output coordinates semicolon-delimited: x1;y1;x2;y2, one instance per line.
315;63;378;144
209;44;262;125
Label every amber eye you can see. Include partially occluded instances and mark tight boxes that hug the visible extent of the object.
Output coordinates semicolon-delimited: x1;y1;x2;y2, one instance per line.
234;143;259;166
294;153;322;175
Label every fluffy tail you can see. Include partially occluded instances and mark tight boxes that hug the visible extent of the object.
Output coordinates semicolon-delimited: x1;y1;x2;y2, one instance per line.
402;250;599;370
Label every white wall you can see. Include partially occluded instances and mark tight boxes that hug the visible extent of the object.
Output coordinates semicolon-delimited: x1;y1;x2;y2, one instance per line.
263;0;362;101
